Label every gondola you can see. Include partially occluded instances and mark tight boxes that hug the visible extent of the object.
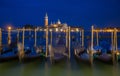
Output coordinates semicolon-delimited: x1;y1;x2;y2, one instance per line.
70;26;90;64
0;49;18;62
74;46;91;64
16;26;47;62
0;42;19;62
23;46;45;62
90;26;116;64
93;47;113;64
45;23;70;64
48;45;68;63
18;43;45;62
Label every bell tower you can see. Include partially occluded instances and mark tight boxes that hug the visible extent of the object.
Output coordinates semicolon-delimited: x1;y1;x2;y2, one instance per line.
44;13;48;26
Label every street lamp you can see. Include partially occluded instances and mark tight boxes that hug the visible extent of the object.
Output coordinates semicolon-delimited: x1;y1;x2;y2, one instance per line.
8;26;12;30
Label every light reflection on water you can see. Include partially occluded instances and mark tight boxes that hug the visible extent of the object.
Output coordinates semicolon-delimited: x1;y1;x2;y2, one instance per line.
0;59;120;76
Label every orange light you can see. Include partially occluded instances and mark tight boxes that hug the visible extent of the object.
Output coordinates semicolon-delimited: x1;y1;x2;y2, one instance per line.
116;52;120;55
53;24;57;27
106;29;113;32
8;26;12;30
76;28;79;32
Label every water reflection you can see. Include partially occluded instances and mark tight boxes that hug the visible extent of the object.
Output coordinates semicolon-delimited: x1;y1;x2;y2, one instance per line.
45;62;49;76
0;59;120;76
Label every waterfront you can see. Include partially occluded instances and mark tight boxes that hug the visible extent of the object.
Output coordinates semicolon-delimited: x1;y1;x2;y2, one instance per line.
0;30;120;76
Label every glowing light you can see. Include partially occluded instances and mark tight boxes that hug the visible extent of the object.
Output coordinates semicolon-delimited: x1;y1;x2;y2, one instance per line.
44;29;46;31
40;29;43;31
116;52;120;55
106;29;113;32
56;28;58;32
63;30;66;32
76;28;79;32
8;26;12;30
71;30;74;32
60;29;63;32
53;24;57;27
49;29;52;32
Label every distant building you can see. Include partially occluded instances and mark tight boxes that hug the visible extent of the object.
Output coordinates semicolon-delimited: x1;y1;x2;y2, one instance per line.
44;13;48;26
44;13;68;30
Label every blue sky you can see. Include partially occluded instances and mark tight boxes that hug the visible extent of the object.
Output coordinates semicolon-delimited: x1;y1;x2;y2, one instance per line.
0;0;120;29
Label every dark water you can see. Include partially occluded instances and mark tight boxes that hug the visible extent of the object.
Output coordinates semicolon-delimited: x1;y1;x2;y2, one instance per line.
0;56;120;76
1;31;120;76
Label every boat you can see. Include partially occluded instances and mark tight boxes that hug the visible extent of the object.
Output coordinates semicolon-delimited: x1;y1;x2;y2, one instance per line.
46;23;70;64
17;43;45;62
90;26;115;64
23;46;45;62
93;48;113;64
47;32;69;63
0;41;19;62
16;27;46;62
74;46;91;64
48;45;68;63
0;51;18;62
70;26;92;64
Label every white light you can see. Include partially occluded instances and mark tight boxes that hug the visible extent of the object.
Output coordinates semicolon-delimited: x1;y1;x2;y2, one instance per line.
56;28;58;32
40;29;43;31
50;29;52;32
44;29;46;31
60;29;63;32
71;30;74;32
76;28;79;32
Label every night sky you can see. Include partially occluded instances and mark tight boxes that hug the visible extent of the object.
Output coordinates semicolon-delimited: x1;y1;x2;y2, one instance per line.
0;0;120;29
